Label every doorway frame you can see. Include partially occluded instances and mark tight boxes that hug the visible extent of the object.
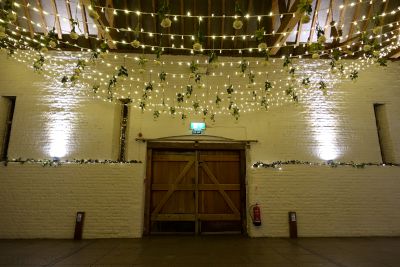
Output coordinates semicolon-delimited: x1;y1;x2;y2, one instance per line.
143;141;247;235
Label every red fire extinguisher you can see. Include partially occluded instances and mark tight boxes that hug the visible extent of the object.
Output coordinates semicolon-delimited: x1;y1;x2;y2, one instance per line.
250;203;262;226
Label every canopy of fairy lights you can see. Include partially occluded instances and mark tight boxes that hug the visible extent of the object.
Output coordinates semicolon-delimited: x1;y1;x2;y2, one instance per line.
0;0;399;121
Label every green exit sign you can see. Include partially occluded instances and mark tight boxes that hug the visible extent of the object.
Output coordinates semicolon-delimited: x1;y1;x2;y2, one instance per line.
190;122;206;134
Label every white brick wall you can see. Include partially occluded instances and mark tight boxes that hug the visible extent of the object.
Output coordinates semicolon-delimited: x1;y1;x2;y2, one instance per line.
0;164;144;238
0;51;399;238
248;166;400;237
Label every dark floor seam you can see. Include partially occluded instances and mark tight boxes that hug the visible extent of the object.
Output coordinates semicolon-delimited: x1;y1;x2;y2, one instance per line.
282;238;348;267
42;240;95;267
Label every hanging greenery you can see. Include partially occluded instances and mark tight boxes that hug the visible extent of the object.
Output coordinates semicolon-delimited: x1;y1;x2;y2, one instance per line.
186;85;193;98
239;59;248;74
301;77;311;87
350;70;358;81
159;71;166;82
253;160;400;169
33;55;45;72
232;107;240;120
260;97;268;110
158;0;172;28
265;81;272;91
297;0;313;23
190;60;198;73
69;19;79;40
177;93;184;104
226;84;234;95
233;1;244;30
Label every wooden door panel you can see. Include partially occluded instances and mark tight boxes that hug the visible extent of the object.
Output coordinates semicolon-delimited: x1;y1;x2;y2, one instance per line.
198;150;242;230
149;149;244;234
150;151;196;228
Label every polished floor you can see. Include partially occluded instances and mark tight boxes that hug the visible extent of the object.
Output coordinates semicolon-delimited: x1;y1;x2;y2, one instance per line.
0;236;399;267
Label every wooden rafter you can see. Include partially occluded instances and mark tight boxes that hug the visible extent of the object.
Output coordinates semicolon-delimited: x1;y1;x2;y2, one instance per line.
105;0;115;28
270;0;301;55
81;0;116;49
295;21;302;45
361;1;373;32
50;0;62;39
324;0;334;30
271;0;279;33
338;0;348;40
65;0;73;32
35;0;48;34
348;2;361;38
79;0;90;38
207;0;211;48
152;0;158;46
379;0;390;26
308;0;321;43
245;0;254;48
220;0;225;49
167;0;171;48
21;0;34;38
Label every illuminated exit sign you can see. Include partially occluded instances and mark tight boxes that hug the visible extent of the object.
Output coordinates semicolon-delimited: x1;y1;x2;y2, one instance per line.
190;122;206;134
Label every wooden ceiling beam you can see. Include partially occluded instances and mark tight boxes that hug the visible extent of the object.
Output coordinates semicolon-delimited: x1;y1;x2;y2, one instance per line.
152;0;158;46
220;0;225;49
361;1;373;32
271;0;279;33
308;0;321;43
295;21;302;45
79;0;89;38
269;0;301;55
65;0;74;32
180;0;184;49
81;0;116;49
21;0;34;38
348;2;361;38
207;0;211;49
105;0;115;28
245;0;254;49
35;0;48;35
50;0;62;39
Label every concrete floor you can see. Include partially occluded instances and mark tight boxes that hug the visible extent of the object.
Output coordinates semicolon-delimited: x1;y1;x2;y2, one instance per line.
0;236;399;267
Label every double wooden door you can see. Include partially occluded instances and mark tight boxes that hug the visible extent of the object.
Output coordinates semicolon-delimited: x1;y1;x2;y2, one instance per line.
145;147;245;234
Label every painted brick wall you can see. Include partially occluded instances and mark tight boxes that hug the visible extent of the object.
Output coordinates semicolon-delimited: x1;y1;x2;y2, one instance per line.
248;166;400;237
0;164;144;238
0;51;399;238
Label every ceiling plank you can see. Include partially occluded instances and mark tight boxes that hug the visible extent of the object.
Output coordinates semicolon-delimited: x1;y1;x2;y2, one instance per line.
379;0;390;26
269;0;301;55
245;0;254;49
35;0;48;35
81;0;116;49
79;0;90;41
65;0;74;32
308;0;322;43
220;0;225;49
338;0;348;40
105;0;115;28
348;2;361;38
207;0;211;48
271;0;279;34
295;21;302;45
180;0;185;49
21;0;34;38
152;0;158;47
50;0;62;39
361;1;373;32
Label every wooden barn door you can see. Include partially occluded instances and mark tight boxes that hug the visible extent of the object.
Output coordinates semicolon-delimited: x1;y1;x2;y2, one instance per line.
198;150;242;233
149;150;197;233
146;145;245;235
